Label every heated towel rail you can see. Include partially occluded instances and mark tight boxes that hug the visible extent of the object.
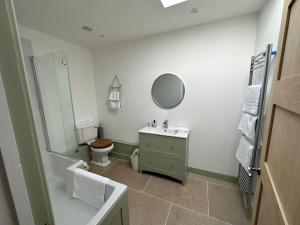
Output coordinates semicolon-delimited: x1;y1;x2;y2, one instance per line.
238;44;275;217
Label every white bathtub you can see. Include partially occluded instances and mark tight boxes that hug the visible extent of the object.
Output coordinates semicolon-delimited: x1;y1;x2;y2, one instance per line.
42;153;128;225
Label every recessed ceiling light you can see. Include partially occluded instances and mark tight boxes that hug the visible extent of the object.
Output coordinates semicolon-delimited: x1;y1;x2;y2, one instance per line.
190;8;198;14
82;26;93;32
160;0;188;8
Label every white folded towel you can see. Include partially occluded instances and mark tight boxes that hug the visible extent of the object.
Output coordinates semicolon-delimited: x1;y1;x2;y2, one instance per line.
242;85;262;115
236;136;254;172
72;168;109;209
238;113;257;141
110;101;121;109
109;90;120;101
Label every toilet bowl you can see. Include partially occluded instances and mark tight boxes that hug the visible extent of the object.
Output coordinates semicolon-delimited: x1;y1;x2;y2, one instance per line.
75;120;114;167
89;138;114;167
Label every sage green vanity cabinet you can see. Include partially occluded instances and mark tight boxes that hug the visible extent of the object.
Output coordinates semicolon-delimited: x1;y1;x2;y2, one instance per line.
139;133;189;183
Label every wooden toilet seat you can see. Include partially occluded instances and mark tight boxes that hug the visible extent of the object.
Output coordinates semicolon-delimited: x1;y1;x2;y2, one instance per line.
90;138;113;149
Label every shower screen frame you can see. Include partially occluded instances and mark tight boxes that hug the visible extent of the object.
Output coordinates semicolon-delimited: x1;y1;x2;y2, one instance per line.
30;52;78;156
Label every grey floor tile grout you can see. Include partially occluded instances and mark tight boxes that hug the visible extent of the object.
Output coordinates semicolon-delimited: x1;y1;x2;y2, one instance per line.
109;159;237;190
128;186;171;204
104;160;238;225
126;173;222;221
164;203;172;225
142;175;152;193
172;203;208;217
172;203;233;225
139;182;209;216
111;159;237;190
188;173;238;191
208;216;233;225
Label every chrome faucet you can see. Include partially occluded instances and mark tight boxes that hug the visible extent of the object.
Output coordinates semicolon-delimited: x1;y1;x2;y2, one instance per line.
163;120;168;129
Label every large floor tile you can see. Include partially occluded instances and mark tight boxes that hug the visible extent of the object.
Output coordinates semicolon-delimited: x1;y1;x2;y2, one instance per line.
89;163;105;174
144;175;182;201
187;172;238;190
145;176;208;214
102;160;150;191
208;183;249;225
128;189;170;225
89;157;119;175
167;205;230;225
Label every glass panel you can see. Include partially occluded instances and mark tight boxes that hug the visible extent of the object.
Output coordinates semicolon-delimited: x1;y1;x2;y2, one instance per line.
53;52;77;153
34;51;77;155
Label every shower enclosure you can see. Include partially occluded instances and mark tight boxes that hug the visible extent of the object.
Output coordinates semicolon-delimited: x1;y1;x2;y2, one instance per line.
31;50;78;155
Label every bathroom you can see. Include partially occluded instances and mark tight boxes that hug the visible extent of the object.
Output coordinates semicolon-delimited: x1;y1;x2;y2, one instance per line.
2;0;299;225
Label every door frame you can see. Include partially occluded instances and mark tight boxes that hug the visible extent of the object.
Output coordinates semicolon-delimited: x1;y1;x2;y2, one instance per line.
0;0;54;224
0;72;35;225
251;0;298;224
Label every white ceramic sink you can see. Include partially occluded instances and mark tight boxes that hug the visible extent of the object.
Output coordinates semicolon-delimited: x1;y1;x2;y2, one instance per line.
139;126;189;138
163;127;178;135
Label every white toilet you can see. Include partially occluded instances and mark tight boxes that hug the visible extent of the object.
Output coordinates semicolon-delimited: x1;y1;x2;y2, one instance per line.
76;120;114;167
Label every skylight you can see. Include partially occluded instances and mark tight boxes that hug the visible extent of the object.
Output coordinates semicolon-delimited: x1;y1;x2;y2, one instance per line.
160;0;188;8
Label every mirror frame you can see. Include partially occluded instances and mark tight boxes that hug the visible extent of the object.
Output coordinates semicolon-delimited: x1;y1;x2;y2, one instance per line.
151;73;185;109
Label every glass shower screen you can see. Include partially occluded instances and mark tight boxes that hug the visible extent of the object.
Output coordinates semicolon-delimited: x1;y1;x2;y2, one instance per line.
32;51;77;155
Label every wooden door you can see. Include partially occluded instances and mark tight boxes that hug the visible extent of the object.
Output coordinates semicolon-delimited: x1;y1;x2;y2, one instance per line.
251;0;300;225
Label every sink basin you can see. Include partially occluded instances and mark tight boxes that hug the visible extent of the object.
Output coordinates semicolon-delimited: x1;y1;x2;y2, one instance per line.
139;126;189;138
163;128;178;135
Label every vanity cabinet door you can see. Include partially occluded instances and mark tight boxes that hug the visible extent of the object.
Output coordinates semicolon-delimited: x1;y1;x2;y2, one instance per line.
140;134;184;159
140;152;184;179
139;133;188;182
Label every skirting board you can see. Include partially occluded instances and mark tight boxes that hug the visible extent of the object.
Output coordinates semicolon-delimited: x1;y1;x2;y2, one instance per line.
110;141;238;184
111;141;138;159
187;167;238;184
110;151;131;161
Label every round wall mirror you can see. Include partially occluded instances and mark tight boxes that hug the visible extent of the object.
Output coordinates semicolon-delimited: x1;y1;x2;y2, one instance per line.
151;73;185;109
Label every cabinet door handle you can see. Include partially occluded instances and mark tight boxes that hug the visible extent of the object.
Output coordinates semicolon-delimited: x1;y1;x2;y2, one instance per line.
169;165;174;169
147;161;151;164
170;146;173;150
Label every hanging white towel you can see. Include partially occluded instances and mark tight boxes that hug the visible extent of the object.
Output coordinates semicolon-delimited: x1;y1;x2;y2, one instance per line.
109;90;120;101
72;168;109;209
242;85;262;115
238;113;257;141
109;89;121;109
110;101;121;109
235;136;254;172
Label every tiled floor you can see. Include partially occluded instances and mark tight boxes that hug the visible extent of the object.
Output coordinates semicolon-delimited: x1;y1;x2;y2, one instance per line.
89;158;249;225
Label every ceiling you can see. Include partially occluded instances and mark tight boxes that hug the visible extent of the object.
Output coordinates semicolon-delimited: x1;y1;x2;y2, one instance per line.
14;0;266;49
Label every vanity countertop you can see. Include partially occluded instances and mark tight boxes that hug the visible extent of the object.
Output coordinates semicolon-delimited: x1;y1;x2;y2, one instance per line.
139;126;189;139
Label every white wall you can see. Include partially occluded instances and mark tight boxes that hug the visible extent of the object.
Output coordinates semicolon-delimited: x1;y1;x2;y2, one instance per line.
252;0;284;107
93;15;257;176
255;0;284;53
19;25;98;123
